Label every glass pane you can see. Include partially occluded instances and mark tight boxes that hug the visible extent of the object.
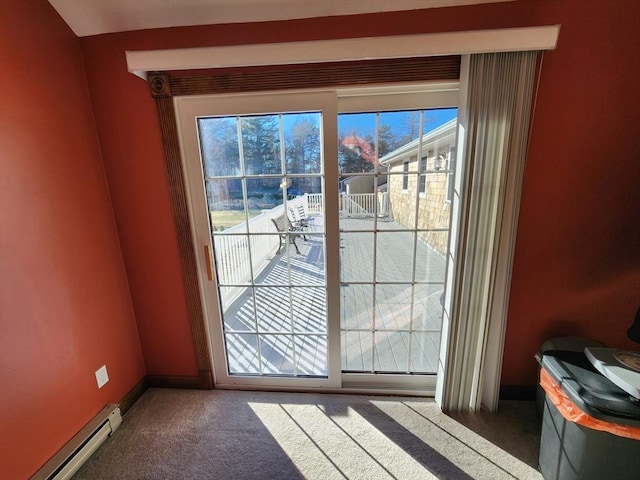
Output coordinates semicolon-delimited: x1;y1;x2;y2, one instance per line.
410;332;440;374
295;335;327;376
412;284;445;331
417;171;450;227
340;232;374;282
287;179;323;233
305;188;324;219
245;178;283;234
291;287;326;333
387;170;419;229
206;179;247;233
250;235;325;285
283;112;322;174
260;334;295;375
240;115;282;175
375;284;412;330
226;333;260;374
213;234;251;286
248;233;277;278
246;176;284;208
287;176;322;198
342;331;373;371
379;111;421;150
422;108;457;134
220;286;255;332
339;211;378;231
338;113;377;175
375;331;409;372
254;287;291;333
376;232;415;282
338;174;382;223
198;116;240;177
289;234;324;285
414;231;448;282
340;284;373;330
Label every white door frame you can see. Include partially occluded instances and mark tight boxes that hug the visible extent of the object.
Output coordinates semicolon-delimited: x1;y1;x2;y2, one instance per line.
174;86;460;393
175;90;341;389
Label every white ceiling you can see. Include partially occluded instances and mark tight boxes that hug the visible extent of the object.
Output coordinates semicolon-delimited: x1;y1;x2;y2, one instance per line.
48;0;512;37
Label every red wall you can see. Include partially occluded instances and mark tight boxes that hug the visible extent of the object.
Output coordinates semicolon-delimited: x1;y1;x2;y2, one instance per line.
0;1;145;478
503;1;640;384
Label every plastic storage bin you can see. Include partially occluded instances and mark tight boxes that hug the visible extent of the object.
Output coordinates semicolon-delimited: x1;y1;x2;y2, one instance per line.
534;336;605;418
538;351;640;480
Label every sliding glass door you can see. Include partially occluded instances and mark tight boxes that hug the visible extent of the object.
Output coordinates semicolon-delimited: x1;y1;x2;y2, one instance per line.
336;107;457;391
175;86;458;392
176;92;340;388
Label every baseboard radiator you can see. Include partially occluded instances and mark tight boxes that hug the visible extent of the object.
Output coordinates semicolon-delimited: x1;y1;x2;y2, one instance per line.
31;404;122;480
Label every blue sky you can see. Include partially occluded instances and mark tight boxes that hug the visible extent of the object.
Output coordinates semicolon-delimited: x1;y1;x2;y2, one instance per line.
338;108;457;140
279;107;457;141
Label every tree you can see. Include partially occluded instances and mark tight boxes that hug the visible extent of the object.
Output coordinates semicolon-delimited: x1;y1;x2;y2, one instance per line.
395;110;440;146
286;116;321;174
240;115;281;175
198;116;240;177
396;111;422;146
377;123;398;158
339;131;376;174
338;122;401;173
285;116;322;194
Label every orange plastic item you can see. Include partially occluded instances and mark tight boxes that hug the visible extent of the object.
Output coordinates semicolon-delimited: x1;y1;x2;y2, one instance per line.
539;367;640;441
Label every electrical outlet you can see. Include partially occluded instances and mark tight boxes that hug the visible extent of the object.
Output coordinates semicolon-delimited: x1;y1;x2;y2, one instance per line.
95;365;109;389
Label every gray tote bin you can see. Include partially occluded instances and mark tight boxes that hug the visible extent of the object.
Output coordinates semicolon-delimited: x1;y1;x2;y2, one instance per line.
538;351;640;480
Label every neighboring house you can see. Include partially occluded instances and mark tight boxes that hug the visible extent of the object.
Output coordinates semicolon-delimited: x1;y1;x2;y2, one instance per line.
340;174;379;195
380;119;457;255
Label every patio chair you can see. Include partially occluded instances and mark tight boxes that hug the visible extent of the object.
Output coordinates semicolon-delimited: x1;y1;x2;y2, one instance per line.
289;203;309;228
271;214;302;254
287;206;309;233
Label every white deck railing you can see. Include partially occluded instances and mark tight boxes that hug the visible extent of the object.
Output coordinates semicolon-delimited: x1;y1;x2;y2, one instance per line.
308;192;388;217
213;212;278;286
339;192;388;217
306;193;323;215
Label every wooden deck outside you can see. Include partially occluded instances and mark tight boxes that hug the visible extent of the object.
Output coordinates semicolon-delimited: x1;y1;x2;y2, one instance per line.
220;216;446;378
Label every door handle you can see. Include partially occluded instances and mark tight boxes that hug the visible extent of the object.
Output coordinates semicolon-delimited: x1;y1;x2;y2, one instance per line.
204;245;214;281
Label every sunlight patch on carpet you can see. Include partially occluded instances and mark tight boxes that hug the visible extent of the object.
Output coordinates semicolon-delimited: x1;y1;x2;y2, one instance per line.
371;400;542;479
249;402;439;479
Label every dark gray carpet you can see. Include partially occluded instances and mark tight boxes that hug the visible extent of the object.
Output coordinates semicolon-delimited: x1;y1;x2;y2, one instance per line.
74;388;542;479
